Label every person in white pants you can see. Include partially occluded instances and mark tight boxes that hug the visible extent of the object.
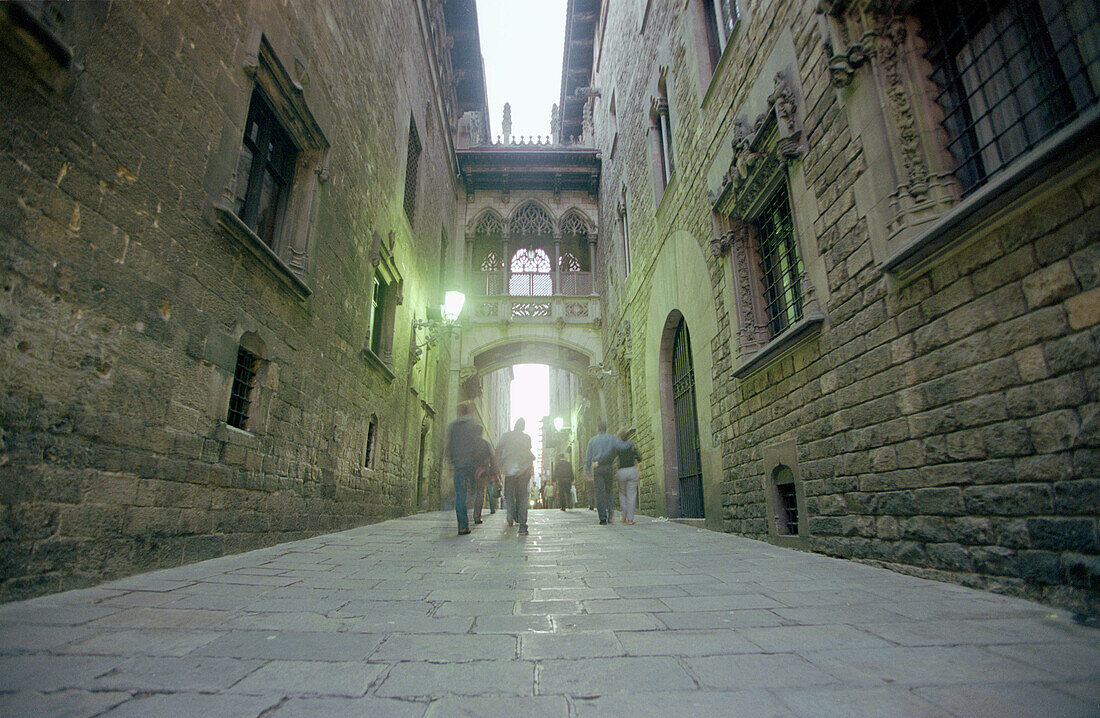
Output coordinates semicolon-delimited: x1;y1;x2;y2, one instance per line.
614;428;641;524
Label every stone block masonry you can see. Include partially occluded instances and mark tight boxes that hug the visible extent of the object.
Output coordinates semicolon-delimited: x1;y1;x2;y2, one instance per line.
0;1;464;601
589;0;1099;614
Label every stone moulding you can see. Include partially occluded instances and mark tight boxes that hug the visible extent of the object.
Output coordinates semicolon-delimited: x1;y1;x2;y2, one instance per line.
732;312;826;381
818;1;959;246
213;201;312;300
711;70;807;218
883;106;1100;281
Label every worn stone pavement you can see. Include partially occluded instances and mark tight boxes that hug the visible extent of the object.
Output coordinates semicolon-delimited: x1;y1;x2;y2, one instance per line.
0;510;1097;717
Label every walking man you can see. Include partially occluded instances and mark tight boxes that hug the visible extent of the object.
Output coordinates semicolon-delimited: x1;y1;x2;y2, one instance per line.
585;421;628;525
496;418;534;536
445;402;482;536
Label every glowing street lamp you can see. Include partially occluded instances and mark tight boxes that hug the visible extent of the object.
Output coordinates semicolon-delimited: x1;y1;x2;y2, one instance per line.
441;290;465;323
553;416;564;432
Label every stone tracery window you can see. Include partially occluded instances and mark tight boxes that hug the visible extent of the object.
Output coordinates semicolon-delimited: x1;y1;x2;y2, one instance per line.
509;247;553;296
473;211;503;236
480;250;503;271
559;252;582;272
509;203;554;236
560;211;590;237
511;247;552;273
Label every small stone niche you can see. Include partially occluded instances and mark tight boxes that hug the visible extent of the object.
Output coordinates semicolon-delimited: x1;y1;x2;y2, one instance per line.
762;440;807;548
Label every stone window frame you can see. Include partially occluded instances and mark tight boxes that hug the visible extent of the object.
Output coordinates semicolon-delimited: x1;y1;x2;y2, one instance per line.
818;0;1100;277
210;34;330;301
709;70;825;380
761;439;809;549
617;184;633;277
686;0;744;103
0;1;82;93
649;71;677;206
362;231;402;379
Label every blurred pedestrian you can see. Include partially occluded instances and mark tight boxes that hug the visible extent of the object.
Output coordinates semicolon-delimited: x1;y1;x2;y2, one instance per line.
469;426;497;525
552;455;574;510
614;428;641;524
496;418;534;536
585;421;629;525
445;402;482;536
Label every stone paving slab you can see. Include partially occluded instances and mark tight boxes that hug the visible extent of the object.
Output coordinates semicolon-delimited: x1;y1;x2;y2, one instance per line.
0;509;1097;716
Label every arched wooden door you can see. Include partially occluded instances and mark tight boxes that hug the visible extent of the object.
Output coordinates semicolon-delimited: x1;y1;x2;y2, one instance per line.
672;318;705;518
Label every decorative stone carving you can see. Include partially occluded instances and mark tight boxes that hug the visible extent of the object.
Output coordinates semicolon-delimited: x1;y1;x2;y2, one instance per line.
713;70;806;218
826;38;870;87
560;211;590;237
472;211;502;236
509;203;554;236
369;231;382;267
875;14;928;198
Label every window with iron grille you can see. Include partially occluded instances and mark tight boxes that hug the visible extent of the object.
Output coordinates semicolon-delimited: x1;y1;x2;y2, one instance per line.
227;346;260;430
776;481;799;535
233;89;298;248
403;118;421;224
916;0;1099;194
756;183;803;337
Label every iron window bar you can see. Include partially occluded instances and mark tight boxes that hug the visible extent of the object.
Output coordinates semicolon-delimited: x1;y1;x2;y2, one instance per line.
227;346;260;430
917;0;1099;194
756;183;804;338
777;482;799;535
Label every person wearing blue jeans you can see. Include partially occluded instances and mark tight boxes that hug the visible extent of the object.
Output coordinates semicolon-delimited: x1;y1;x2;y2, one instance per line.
496;418;534;536
445;402;485;536
585;421;630;525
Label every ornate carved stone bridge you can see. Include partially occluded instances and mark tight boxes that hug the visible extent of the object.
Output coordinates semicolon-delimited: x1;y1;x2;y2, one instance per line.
454;137;605;387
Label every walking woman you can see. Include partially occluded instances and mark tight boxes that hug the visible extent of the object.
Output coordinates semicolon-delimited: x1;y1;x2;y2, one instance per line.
614;428;641;524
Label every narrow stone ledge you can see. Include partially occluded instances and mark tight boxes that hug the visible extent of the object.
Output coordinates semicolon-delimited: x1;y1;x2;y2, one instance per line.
732;312;825;381
212;201;312;301
360;348;396;382
882;106;1100;281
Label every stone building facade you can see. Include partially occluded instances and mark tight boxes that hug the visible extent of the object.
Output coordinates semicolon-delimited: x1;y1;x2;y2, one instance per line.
577;0;1099;612
0;0;487;600
2;0;1097;615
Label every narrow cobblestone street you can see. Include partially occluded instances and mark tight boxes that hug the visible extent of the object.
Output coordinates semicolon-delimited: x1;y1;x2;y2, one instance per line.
0;511;1096;717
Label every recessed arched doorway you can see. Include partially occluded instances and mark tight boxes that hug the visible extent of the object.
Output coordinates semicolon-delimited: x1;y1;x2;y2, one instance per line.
660;312;705;518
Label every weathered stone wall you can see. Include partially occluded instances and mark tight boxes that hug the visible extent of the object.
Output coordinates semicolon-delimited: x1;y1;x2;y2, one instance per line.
0;0;459;601
593;0;1099;612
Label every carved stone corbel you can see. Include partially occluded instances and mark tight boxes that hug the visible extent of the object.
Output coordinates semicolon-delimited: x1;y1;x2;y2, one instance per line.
369;231;382;267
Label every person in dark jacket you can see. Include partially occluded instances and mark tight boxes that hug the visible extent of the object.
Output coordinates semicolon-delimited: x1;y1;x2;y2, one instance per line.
469;426;497;525
614;428;642;524
445;402;482;535
552;456;574;511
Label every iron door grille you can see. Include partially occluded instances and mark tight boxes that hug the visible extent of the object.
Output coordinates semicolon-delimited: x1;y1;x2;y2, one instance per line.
672;319;705;518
